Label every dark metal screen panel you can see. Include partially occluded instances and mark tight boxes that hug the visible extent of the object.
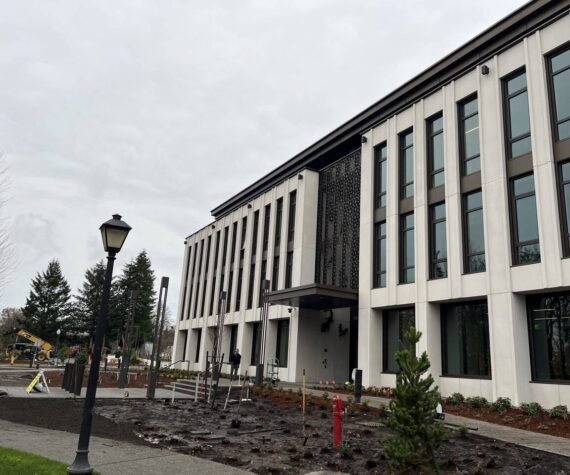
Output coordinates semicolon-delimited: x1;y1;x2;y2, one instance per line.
315;149;361;290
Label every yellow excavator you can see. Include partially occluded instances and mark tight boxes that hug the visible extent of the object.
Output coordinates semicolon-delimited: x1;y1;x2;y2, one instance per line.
5;328;53;363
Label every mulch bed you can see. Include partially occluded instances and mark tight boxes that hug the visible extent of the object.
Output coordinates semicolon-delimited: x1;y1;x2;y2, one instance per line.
443;403;570;438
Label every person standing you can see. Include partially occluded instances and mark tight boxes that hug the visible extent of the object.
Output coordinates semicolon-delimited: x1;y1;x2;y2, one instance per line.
230;348;241;379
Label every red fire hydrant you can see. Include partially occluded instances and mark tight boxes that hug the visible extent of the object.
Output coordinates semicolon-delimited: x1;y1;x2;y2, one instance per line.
332;395;342;449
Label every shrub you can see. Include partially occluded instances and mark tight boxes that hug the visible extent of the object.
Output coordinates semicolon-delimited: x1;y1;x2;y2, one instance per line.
457;425;469;438
491;397;512;413
383;327;447;470
346;396;356;415
75;351;88;365
322;391;329;401
520;402;542;418
549;405;568;420
361;400;370;412
445;393;465;406
57;346;69;363
466;396;489;408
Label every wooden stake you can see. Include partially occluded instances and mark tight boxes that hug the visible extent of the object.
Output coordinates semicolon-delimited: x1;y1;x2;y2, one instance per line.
302;368;307;445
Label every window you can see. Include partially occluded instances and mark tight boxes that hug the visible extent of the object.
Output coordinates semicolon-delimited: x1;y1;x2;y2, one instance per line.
236;217;248;311
559;161;570;254
373;222;386;288
287;191;297;243
463;190;486;273
375;143;388;208
226;222;238;313
399;213;415;284
427;114;444;188
262;204;271;252
399;130;414;198
430;202;447;279
193;239;204;318
209;231;221;316
442;301;491;377
272;198;283;291
527;292;570;381
247;211;260;309
200;235;211;317
194;329;202;363
276;319;289;367
503;70;532;158
383;308;415;373
459;96;480;175
285;251;293;288
510;174;540;265
548;46;570;141
250;322;261;365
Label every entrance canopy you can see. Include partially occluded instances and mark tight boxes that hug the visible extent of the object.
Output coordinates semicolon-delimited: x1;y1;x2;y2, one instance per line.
268;283;358;310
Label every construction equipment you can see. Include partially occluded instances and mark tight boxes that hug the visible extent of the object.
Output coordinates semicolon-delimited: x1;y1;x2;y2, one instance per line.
5;329;53;362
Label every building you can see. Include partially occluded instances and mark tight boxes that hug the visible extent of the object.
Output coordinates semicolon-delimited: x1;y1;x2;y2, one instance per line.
173;0;570;408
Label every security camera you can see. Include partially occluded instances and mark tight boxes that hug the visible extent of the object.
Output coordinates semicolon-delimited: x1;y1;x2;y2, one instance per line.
288;307;292;314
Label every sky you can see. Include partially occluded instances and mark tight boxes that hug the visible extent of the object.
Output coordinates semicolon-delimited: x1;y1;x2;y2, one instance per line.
0;0;527;318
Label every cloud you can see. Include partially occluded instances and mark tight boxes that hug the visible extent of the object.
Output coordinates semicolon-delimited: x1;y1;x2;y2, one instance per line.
0;0;526;316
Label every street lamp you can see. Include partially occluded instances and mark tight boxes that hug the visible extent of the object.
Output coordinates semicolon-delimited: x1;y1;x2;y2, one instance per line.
56;329;61;366
68;214;131;475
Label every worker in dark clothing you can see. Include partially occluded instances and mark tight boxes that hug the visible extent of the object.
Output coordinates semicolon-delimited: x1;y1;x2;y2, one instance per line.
230;348;241;379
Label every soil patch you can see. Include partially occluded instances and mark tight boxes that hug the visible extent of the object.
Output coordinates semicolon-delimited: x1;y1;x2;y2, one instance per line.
0;392;569;474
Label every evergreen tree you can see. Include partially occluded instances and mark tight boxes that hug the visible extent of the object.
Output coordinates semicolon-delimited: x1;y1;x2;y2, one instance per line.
109;250;156;344
383;326;447;471
73;260;106;345
20;260;72;342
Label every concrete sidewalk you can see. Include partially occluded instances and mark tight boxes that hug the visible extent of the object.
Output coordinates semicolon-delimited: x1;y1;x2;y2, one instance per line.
294;385;570;458
0;386;194;399
0;419;249;474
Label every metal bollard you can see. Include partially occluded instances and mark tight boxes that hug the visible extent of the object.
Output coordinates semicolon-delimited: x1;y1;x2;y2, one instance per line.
354;369;363;403
171;383;176;403
333;396;343;449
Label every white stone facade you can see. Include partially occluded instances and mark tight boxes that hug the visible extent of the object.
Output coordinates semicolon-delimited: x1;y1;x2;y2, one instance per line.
174;6;570;408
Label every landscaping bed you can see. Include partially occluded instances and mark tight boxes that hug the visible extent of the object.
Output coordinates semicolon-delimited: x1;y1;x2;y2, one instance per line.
0;390;569;473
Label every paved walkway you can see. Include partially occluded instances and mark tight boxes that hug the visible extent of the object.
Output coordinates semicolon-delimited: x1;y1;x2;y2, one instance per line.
0;385;194;399
292;385;570;458
0;419;249;475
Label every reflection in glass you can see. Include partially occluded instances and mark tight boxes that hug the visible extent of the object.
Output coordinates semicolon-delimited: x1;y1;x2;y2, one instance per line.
384;308;415;373
550;48;570;141
400;213;415;284
528;292;570;381
511;174;540;265
442;301;490;377
464;190;486;272
430;203;447;279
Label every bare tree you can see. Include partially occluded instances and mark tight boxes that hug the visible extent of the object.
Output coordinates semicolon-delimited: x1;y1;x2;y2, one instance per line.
0;155;13;298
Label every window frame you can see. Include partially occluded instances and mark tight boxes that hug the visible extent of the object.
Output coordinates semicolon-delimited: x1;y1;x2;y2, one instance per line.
374;142;388;208
382;307;415;374
509;173;541;266
441;300;491;379
462;189;486;274
399;129;414;199
426;112;444;189
458;94;481;176
502;67;532;160
399;212;415;284
546;43;570;143
429;202;448;279
373;221;387;288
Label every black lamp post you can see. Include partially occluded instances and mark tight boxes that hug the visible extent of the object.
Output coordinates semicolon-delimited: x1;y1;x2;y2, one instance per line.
68;214;131;475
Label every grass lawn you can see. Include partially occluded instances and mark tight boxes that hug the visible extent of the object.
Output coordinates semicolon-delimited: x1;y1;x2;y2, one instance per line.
0;447;100;475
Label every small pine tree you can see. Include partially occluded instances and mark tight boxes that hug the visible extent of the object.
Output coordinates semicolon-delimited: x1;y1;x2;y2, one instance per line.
383;326;447;470
20;260;72;342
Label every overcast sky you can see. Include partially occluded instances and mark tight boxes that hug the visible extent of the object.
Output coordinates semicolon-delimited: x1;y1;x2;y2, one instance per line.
0;0;526;317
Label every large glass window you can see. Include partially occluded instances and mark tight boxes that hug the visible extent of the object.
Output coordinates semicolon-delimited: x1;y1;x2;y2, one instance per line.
442;301;491;377
399;130;414;199
548;47;570;141
463;190;486;273
272;198;283;291
194;329;202;363
459;96;480;175
427;114;444;188
276;319;289;367
430;202;447;279
527;292;570;381
383;308;415;373
400;213;415;284
374;222;387;288
375;143;388;208
503;70;532;158
510;174;540;265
